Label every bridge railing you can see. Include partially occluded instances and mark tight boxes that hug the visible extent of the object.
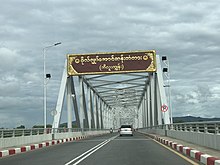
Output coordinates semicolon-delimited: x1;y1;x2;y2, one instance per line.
171;122;220;134
0;128;107;138
140;121;220;151
144;121;220;134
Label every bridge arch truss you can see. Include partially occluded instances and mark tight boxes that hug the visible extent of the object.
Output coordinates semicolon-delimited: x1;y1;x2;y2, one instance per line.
52;54;171;129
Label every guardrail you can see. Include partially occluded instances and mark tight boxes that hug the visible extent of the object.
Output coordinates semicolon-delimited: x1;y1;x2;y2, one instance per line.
0;128;106;138
140;121;220;150
145;121;220;134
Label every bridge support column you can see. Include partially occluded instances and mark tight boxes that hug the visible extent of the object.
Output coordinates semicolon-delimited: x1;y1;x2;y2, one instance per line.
87;86;92;129
154;73;158;126
71;77;80;128
145;91;149;127
138;106;142;128
156;55;171;124
103;104;106;129
82;81;89;128
106;107;108;129
139;107;143;128
141;99;144;127
90;90;95;128
100;100;104;129
109;109;112;129
107;107;111;129
144;90;148;127
156;73;162;125
147;83;151;127
141;101;145;127
52;60;67;129
79;76;85;130
103;104;107;129
67;77;73;129
150;73;158;126
96;96;100;129
93;94;97;129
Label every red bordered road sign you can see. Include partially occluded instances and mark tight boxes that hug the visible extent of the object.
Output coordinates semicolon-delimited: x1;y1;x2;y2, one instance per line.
161;104;168;112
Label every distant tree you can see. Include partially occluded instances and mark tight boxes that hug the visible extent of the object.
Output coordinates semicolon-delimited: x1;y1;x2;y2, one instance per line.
16;125;25;129
32;125;44;128
173;120;184;123
59;123;67;128
72;124;78;128
46;124;52;128
32;124;52;128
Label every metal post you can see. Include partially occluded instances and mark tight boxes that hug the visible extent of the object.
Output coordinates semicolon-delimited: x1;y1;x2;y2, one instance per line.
156;55;170;124
87;86;92;129
43;48;46;129
94;94;97;129
147;83;151;126
52;60;67;130
43;42;61;129
79;76;84;130
67;77;73;129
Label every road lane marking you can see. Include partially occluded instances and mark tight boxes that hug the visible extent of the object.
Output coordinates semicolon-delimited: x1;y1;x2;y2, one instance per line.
72;140;110;165
77;139;108;142
114;138;152;141
153;139;199;165
64;140;108;165
65;135;118;165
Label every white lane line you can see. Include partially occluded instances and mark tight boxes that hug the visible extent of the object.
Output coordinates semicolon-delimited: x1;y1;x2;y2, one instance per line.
65;135;118;165
81;139;109;142
109;135;119;140
114;139;152;141
72;140;110;165
65;140;108;165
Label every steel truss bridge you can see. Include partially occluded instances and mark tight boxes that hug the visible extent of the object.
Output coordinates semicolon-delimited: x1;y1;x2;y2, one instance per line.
52;52;172;130
1;51;220;165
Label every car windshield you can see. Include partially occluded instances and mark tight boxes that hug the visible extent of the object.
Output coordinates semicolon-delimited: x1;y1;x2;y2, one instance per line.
120;125;132;128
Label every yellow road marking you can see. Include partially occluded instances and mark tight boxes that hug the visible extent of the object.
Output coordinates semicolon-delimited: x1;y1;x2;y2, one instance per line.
152;139;199;165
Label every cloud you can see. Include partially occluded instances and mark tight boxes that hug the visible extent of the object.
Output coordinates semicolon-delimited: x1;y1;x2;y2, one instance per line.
171;83;220;118
0;0;220;127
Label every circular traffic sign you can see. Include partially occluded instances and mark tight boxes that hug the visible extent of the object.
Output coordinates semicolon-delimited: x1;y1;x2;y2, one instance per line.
161;104;168;112
50;110;57;116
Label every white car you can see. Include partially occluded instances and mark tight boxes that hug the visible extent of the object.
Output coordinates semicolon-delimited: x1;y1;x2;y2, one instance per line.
119;125;133;136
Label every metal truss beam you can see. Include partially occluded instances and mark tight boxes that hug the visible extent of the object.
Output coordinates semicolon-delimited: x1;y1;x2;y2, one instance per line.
53;54;171;130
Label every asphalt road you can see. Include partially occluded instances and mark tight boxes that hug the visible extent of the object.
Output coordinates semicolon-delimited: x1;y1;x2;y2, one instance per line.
0;132;196;165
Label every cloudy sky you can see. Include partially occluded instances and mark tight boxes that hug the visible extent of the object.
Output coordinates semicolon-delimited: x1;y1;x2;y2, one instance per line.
1;0;220;128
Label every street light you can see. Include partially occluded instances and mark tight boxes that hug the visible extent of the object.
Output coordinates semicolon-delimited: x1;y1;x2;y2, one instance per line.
43;42;61;129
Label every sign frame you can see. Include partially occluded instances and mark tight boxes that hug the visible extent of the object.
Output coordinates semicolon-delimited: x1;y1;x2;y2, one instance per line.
67;50;156;76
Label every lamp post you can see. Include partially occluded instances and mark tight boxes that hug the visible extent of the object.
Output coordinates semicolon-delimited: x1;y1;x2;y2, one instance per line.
43;42;61;129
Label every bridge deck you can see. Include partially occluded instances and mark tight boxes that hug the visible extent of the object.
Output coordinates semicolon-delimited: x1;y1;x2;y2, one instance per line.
0;132;194;165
